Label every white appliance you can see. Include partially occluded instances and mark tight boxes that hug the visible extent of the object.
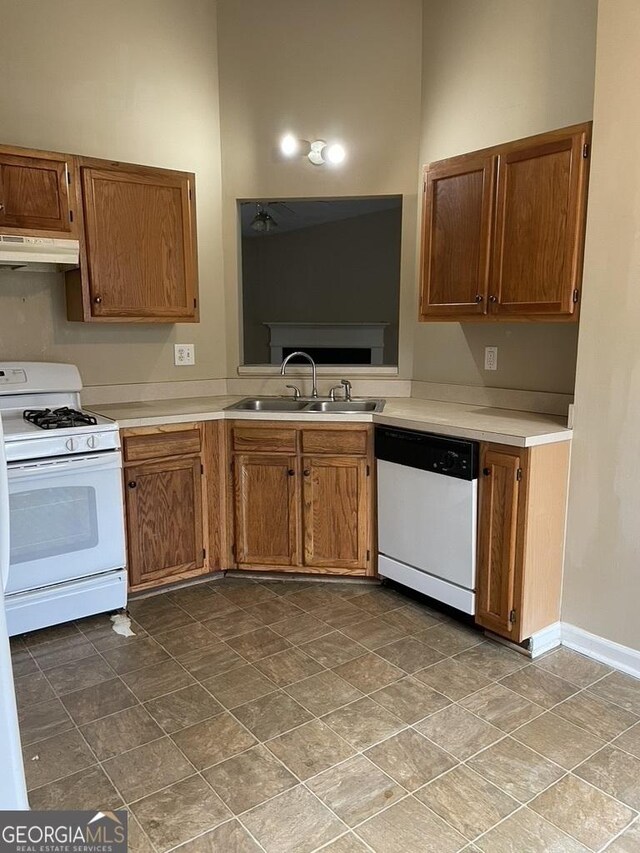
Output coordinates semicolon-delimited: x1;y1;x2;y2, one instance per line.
0;234;80;271
0;412;29;808
0;363;127;636
376;425;479;614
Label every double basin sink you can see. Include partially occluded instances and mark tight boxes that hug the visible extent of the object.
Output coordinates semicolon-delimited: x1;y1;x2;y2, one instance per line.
226;397;385;414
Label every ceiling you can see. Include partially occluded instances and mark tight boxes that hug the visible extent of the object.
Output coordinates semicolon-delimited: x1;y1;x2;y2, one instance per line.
240;197;401;237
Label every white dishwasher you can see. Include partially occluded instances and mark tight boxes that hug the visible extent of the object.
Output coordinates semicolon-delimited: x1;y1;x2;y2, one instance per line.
376;426;479;614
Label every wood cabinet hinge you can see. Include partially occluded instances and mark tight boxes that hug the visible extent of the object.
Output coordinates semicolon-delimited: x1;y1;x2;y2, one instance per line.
583;142;590;159
193;298;197;309
516;468;523;481
200;463;204;475
231;543;236;560
69;210;74;222
366;464;370;476
509;609;517;625
202;547;206;559
573;289;580;304
366;549;370;561
67;171;72;184
189;187;192;200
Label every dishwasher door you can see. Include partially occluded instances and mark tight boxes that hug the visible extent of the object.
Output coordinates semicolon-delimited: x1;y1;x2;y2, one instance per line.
377;459;477;611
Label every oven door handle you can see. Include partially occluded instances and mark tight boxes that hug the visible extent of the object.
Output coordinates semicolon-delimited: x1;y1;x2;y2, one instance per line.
7;451;122;480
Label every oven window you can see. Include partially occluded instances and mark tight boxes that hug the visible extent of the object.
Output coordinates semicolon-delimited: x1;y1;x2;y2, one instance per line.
9;486;99;564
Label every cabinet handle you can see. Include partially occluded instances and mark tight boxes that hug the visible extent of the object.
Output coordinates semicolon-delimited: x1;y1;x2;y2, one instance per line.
128;481;137;488
488;295;498;303
303;469;310;476
287;469;295;476
482;467;491;476
93;295;103;304
475;294;483;303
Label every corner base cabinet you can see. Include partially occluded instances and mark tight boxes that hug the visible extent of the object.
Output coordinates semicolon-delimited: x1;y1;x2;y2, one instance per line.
475;440;570;642
228;422;375;576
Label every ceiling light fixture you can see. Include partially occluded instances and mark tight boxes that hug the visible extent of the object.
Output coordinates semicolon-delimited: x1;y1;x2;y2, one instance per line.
279;133;347;167
250;203;278;233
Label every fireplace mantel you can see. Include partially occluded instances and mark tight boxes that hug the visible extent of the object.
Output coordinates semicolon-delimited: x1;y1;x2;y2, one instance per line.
264;321;388;365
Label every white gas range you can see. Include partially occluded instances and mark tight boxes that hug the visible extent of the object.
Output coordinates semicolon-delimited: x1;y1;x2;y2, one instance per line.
0;363;127;636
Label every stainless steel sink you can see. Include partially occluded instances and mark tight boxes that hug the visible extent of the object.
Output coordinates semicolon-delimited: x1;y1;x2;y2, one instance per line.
229;398;310;412
305;400;384;413
225;397;385;414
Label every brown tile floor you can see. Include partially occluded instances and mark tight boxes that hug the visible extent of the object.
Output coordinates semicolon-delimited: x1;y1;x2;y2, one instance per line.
9;576;640;852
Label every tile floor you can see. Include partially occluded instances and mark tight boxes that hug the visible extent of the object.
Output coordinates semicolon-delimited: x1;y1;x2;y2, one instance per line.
9;576;640;853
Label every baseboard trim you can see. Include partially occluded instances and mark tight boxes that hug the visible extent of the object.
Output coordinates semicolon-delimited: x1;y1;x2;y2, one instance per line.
529;622;562;657
561;623;640;679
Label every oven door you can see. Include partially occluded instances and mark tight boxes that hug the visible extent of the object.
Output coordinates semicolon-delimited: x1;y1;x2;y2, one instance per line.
5;451;126;594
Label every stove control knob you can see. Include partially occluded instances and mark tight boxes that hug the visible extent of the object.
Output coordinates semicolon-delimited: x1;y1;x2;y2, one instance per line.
65;437;78;452
87;434;100;449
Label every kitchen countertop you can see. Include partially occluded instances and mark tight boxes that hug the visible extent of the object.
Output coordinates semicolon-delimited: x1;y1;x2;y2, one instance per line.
89;395;572;447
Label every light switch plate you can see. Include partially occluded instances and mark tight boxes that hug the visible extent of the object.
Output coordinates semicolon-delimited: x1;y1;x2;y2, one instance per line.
484;346;498;371
174;344;195;366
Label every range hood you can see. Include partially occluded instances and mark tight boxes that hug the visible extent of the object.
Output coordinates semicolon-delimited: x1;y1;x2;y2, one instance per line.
0;234;80;272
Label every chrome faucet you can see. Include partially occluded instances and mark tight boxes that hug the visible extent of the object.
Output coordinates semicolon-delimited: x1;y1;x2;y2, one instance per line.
280;351;318;398
341;379;353;401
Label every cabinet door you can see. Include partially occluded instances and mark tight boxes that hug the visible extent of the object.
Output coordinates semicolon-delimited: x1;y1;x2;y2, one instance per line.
302;455;369;572
233;454;299;567
419;153;495;319
476;447;523;639
125;456;204;588
0;152;74;236
80;163;198;320
490;125;590;316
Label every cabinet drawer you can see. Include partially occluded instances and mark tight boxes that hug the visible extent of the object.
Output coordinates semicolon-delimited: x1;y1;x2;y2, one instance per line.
123;428;201;463
301;428;368;456
232;426;297;453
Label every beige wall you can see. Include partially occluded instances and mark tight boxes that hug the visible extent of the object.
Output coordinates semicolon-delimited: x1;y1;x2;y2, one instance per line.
216;0;423;381
563;0;640;651
0;0;225;388
242;209;401;364
413;0;597;394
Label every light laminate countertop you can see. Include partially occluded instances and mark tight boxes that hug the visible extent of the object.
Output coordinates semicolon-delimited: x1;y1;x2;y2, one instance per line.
89;395;571;447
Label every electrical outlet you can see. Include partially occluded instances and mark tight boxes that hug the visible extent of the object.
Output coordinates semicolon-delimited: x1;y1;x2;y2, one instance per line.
174;344;195;366
484;346;498;371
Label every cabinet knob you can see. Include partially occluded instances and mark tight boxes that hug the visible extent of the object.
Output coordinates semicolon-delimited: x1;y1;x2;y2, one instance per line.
93;295;103;304
482;467;491;476
488;295;498;303
303;469;311;476
0;202;4;211
128;480;137;489
287;469;295;476
475;294;484;303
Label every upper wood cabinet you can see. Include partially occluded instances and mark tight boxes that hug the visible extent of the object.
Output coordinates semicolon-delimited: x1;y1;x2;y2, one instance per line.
475;441;570;643
0;146;78;238
67;158;199;323
419;152;495;319
419;123;591;322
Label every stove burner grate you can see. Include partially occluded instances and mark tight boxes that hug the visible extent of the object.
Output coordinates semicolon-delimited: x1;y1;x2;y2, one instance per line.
23;407;98;430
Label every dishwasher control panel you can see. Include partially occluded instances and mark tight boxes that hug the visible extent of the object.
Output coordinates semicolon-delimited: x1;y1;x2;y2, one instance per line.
375;426;478;480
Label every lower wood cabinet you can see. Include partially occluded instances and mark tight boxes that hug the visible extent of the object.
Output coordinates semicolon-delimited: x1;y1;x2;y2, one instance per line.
234;454;299;567
475;440;570;642
229;422;374;576
122;424;209;592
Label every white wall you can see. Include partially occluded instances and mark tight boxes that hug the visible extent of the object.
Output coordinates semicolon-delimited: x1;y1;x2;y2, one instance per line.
216;0;423;382
563;0;640;652
413;0;597;395
0;0;225;388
